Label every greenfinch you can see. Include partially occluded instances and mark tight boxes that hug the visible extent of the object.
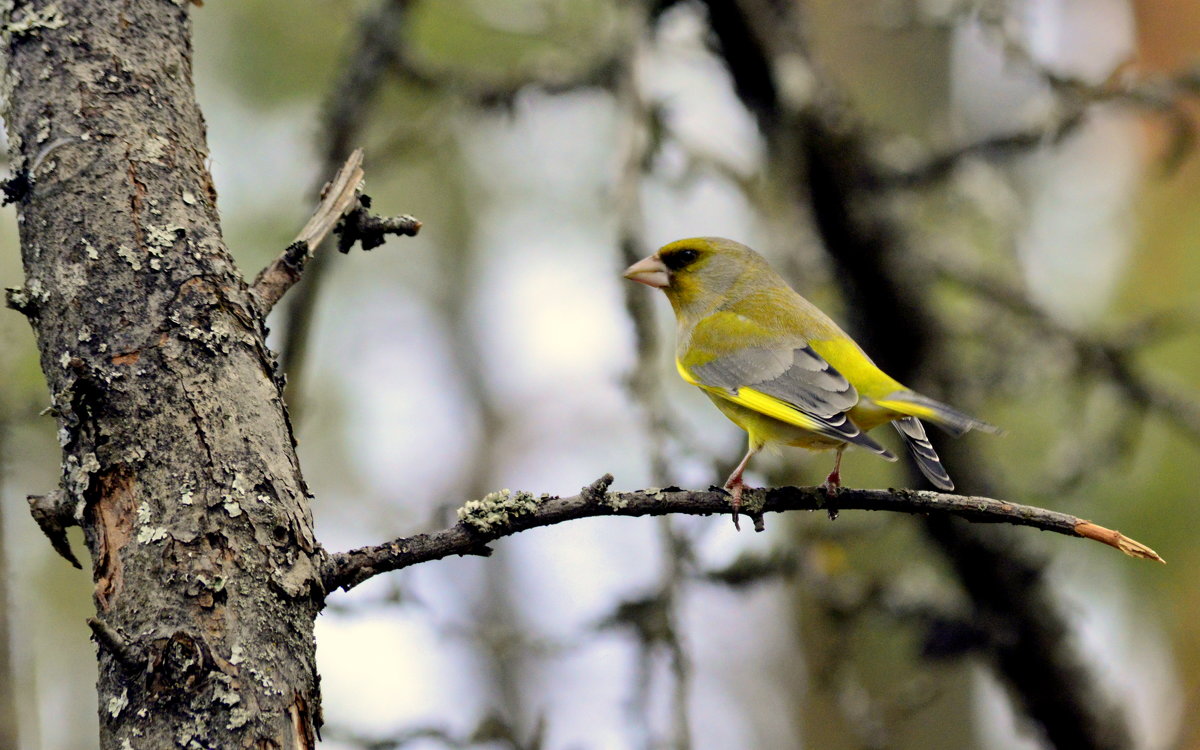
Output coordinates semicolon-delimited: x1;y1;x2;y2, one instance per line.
624;237;998;528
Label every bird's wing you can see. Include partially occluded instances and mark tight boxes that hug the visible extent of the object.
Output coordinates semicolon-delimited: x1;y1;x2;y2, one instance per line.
679;312;894;458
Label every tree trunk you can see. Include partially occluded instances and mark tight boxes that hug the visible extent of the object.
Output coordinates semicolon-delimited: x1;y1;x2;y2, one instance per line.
2;2;324;747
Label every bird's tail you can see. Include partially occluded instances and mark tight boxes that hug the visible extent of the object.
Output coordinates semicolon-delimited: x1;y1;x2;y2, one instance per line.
892;417;955;490
874;391;1001;437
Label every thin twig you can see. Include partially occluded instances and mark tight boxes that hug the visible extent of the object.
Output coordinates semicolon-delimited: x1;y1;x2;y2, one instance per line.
250;149;421;315
887;16;1200;186
322;475;1161;594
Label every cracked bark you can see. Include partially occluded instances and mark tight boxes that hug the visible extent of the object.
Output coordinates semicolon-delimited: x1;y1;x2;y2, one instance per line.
2;2;324;747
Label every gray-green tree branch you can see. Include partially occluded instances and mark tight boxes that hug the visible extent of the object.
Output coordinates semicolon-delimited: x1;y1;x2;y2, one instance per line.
322;475;1161;594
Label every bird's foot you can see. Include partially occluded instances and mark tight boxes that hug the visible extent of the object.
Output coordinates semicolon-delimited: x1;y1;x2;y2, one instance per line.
820;470;841;494
725;479;743;531
821;471;841;520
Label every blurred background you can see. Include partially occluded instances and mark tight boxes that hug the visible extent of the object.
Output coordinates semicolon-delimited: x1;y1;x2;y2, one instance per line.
3;0;1200;748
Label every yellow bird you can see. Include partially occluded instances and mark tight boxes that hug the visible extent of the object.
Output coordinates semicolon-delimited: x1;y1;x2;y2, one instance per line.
624;237;998;528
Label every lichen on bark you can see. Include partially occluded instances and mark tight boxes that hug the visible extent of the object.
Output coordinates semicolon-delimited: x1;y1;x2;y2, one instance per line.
2;1;326;747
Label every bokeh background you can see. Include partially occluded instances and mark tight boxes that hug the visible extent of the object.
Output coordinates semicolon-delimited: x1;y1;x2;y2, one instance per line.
2;0;1200;748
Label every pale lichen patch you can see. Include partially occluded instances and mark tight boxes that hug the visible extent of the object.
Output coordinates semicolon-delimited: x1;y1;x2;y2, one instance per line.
604;492;629;511
139;134;171;163
116;244;142;271
457;488;541;533
226;707;251;730
213;676;241;706
107;687;128;717
65;452;99;498
34;115;51;143
146;224;184;253
136;526;168;544
3;5;68;37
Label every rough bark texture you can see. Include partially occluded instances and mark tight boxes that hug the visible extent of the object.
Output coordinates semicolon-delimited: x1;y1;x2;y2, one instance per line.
2;2;324;747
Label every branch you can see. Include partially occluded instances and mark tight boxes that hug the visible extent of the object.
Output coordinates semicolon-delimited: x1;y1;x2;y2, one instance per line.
27;490;81;569
249;149;421;314
250;149;364;313
884;32;1200;186
322;474;1161;594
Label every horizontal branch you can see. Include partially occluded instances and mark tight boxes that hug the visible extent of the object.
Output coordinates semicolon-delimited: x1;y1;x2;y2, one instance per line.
321;474;1162;595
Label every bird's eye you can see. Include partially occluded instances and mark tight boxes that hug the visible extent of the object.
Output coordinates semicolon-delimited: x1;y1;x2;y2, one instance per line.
663;248;700;270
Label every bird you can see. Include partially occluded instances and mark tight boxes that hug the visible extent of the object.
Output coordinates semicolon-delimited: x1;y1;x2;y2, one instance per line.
623;237;998;529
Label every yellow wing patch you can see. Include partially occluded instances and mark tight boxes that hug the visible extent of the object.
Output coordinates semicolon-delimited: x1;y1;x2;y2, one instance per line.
675;358;700;385
726;387;827;432
676;359;824;432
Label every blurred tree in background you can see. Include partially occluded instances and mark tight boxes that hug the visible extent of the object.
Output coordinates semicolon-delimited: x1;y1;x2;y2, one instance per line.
3;0;1200;748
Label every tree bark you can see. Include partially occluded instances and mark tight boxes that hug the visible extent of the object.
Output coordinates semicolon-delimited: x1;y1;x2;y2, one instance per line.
2;2;324;747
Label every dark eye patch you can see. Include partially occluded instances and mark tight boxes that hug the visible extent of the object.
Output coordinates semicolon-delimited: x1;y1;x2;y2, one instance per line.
662;248;700;270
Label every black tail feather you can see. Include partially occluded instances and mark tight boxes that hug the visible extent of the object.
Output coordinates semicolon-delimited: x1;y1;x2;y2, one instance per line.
893;417;954;490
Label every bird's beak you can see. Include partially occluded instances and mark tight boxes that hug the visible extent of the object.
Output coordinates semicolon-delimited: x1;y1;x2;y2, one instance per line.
623;254;670;288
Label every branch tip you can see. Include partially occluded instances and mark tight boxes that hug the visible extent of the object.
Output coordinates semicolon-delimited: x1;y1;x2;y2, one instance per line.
334;200;422;253
1074;521;1164;563
87;616;145;669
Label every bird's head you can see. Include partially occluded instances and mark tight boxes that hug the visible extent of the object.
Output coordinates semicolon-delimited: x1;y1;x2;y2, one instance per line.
623;237;763;313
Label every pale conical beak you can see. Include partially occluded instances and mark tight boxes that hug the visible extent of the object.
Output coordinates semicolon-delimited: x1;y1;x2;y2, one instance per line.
623;254;669;288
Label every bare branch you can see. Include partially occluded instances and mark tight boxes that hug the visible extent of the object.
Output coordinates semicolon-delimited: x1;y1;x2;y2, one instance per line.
886;27;1200;186
250;149;366;313
882;107;1087;188
322;475;1161;595
333;197;422;253
87;617;145;670
249;149;421;315
391;45;619;110
27;490;81;569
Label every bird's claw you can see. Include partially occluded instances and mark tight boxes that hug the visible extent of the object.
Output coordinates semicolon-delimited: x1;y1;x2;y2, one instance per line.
821;469;841;494
725;480;743;531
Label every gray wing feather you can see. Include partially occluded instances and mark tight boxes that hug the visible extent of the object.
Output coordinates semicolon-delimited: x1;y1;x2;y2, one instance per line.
691;344;895;458
690;344;858;418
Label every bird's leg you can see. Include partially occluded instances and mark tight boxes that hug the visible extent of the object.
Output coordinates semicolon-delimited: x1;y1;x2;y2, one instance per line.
822;445;845;493
821;445;846;520
724;443;758;531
